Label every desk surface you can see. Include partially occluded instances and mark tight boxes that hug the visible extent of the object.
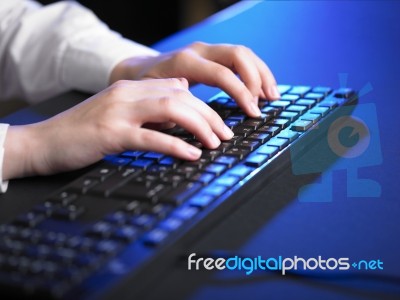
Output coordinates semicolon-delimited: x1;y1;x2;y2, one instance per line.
1;1;400;299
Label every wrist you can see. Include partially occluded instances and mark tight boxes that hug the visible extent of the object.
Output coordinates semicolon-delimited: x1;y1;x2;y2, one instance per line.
109;55;160;84
3;124;44;180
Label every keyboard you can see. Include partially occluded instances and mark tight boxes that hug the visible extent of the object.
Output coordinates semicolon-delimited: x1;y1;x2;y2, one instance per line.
0;84;357;299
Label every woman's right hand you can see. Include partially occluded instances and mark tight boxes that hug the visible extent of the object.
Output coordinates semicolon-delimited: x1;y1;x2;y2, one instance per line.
3;78;234;180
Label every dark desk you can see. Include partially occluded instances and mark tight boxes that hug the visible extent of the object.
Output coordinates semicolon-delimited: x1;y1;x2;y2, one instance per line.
1;1;399;299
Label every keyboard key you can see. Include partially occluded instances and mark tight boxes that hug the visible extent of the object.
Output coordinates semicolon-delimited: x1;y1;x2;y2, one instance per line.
215;142;233;153
48;191;78;206
269;100;291;109
267;137;289;150
173;206;199;220
174;165;199;178
286;105;308;114
281;94;300;103
91;167;142;197
52;204;85;221
267;118;290;129
143;228;169;247
238;139;261;151
276;129;300;142
87;222;114;238
279;111;299;122
130;214;157;230
247;132;271;143
161;182;202;205
245;154;269;167
228;165;254;179
257;145;279;157
104;211;128;225
230;135;244;145
224;119;240;129
300;112;322;124
103;156;132;168
288;85;311;96
113;182;168;202
130;159;154;170
258;125;281;136
142;152;165;161
242;119;264;130
202;184;227;197
68;177;99;194
334;87;355;98
225;147;250;160
14;212;45;228
159;218;183;232
295;99;316;108
214;155;238;167
201;149;221;160
86;166;116;181
261;106;280;116
188;194;215;209
304;92;325;101
147;203;172;219
312;86;332;96
204;163;227;176
94;240;121;255
233;125;254;137
309;106;329;117
291;120;313;132
213;174;240;187
318;99;338;110
160;173;185;187
189;172;215;186
228;114;247;123
159;157;180;168
112;225;139;242
120;151;144;159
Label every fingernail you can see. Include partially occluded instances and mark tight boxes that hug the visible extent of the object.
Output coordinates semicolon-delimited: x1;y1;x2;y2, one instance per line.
223;125;234;139
211;133;221;147
188;146;202;159
270;85;281;99
250;102;261;116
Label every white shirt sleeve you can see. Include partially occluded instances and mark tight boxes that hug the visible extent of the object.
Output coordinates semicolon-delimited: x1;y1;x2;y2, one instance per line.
0;0;159;103
0;0;160;193
0;124;9;193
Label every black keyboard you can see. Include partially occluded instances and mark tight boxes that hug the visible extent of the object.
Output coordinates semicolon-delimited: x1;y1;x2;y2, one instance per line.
0;85;357;299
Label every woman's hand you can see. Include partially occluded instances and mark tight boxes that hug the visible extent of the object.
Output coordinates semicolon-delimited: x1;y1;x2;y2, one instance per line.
3;78;233;180
110;42;280;117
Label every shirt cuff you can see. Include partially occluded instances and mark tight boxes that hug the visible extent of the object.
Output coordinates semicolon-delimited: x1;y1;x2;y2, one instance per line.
0;124;10;193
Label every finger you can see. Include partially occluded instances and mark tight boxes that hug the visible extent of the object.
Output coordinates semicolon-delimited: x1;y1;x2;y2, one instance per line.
132;97;222;149
252;54;280;100
177;93;234;141
176;55;260;117
129;128;202;160
199;44;263;102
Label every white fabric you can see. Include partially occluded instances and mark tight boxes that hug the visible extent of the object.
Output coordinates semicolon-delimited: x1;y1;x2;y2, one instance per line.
0;0;160;192
0;124;9;193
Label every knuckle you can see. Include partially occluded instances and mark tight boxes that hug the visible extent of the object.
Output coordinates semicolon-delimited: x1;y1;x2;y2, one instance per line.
232;45;248;58
190;41;207;49
173;49;193;62
158;96;174;114
215;66;231;79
